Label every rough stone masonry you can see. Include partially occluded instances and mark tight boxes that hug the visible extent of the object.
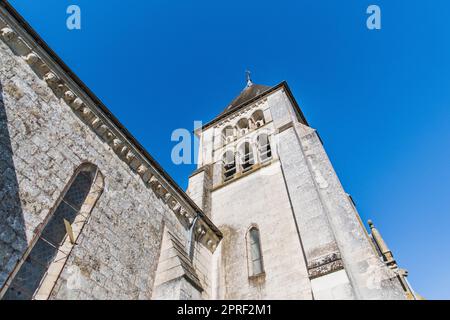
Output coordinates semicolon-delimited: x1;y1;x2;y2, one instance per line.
0;1;416;300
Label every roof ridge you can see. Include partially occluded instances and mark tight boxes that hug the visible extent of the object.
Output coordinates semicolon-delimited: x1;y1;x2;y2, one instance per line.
222;83;273;115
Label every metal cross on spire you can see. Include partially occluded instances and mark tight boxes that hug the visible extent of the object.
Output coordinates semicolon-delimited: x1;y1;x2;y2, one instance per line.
245;70;253;87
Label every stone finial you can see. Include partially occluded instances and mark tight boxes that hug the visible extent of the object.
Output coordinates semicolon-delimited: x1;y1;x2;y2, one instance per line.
245;69;253;87
368;218;395;263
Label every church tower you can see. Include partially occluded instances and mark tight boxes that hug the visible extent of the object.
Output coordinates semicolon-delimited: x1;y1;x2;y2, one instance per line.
187;78;413;300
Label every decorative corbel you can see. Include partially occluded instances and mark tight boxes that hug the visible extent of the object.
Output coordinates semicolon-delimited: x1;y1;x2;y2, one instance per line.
0;27;16;41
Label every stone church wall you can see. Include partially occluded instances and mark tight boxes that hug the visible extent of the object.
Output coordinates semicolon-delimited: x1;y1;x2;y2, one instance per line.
0;5;220;300
0;36;185;299
209;162;313;299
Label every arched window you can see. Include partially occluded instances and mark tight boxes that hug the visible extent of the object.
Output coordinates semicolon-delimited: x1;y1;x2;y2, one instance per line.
237;118;249;136
222;151;236;182
222;125;235;145
251;110;265;128
257;134;272;163
247;227;264;276
2;163;104;300
239;142;254;173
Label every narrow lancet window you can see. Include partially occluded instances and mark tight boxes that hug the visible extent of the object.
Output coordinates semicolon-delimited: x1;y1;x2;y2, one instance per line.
2;164;103;300
247;227;264;276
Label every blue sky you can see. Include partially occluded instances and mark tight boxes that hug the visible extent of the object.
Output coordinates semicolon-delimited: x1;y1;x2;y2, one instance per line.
8;0;450;299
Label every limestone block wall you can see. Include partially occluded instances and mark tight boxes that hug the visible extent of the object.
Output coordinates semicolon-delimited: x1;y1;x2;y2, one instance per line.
276;126;343;273
298;126;406;299
187;166;212;218
276;124;355;299
0;38;190;299
210;163;312;299
268;87;406;299
191;240;213;300
199;83;407;300
0;5;221;300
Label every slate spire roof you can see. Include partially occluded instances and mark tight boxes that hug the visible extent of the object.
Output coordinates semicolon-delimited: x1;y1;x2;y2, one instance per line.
221;82;272;115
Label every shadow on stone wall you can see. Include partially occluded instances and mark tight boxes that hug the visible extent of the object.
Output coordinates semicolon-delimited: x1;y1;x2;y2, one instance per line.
0;80;27;289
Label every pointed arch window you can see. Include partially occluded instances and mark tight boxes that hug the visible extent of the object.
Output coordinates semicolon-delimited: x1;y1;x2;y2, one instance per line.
247;227;264;276
2;163;104;300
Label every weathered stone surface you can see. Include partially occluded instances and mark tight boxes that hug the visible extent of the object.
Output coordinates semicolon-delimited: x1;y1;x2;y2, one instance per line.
0;5;219;300
190;83;409;300
0;1;410;301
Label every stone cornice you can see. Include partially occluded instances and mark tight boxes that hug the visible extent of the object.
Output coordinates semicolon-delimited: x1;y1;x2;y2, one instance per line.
307;252;344;279
0;4;221;252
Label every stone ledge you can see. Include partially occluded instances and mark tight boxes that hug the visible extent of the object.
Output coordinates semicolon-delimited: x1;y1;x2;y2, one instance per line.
307;252;344;280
